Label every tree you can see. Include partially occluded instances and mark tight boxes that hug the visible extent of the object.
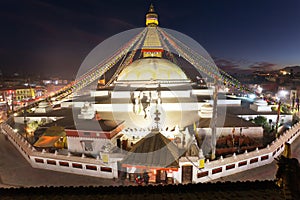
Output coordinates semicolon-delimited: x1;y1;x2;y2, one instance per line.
253;116;268;126
253;116;272;133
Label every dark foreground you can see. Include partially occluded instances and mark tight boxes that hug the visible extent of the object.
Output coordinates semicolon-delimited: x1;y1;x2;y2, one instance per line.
0;181;286;200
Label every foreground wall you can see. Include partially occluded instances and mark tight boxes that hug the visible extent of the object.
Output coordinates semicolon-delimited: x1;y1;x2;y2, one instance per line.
0;123;120;179
175;122;300;183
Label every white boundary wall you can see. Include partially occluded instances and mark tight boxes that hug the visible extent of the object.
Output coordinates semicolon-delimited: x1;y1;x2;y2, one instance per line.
173;121;300;183
93;102;204;112
0;123;120;179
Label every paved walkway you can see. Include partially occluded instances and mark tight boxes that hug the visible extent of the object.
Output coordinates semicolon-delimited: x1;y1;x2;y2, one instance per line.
0;133;133;188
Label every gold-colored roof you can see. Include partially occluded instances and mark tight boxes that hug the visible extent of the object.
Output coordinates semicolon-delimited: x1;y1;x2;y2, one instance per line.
142;27;162;49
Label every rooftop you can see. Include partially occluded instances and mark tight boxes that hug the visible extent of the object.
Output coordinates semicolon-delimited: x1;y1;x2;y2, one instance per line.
40;116;124;133
198;114;259;128
227;105;277;115
121;130;182;169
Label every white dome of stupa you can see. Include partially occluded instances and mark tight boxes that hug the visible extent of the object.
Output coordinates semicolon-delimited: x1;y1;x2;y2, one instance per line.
117;58;188;81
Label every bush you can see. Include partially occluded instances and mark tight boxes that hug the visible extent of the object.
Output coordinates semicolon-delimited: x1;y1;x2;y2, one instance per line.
253;116;267;126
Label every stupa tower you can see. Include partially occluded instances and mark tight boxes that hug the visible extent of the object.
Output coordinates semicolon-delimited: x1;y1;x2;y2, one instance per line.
142;4;163;58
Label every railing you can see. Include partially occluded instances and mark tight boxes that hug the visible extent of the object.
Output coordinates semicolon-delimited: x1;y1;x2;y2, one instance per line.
185;121;300;183
0;123;119;179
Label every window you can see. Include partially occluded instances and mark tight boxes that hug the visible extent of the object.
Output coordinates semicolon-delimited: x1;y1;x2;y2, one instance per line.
72;163;83;169
86;165;97;171
80;140;93;152
250;158;258;164
261;155;269;161
212;167;222;174
226;164;235;170
238;161;247;167
100;167;112;172
84;132;90;136
47;160;56;165
197;171;208;178
35;158;44;163
59;161;69;167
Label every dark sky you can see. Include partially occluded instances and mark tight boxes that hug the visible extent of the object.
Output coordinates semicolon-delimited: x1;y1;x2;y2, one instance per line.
0;0;300;78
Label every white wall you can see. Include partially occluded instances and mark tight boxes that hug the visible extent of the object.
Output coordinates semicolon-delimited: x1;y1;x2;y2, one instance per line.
90;90;109;97
205;99;241;106
160;91;191;98
93;102;204;112
0;123;120;179
111;91;131;99
14;116;63;124
184;121;300;183
61;101;73;108
67;136;112;155
192;89;213;96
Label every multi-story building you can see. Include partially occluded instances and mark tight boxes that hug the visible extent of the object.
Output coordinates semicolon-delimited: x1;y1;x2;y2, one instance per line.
15;87;35;101
0;86;36;110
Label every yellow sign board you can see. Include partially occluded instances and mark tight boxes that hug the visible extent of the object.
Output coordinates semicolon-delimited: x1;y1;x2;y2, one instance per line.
199;159;205;169
102;154;109;163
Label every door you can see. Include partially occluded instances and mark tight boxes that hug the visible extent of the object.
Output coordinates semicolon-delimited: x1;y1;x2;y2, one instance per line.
182;165;193;183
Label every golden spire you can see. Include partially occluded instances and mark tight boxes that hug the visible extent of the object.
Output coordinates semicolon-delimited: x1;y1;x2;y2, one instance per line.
146;3;159;26
149;3;155;13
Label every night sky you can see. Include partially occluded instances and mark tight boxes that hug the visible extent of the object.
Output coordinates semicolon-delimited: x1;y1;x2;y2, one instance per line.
0;0;300;79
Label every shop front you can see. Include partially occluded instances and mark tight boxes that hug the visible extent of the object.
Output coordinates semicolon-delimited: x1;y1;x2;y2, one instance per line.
122;164;178;184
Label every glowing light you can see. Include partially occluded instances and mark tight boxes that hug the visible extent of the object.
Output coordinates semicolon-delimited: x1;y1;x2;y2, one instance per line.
278;90;288;98
280;70;288;75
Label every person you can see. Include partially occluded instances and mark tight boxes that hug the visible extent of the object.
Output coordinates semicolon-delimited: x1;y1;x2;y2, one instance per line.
143;171;149;185
135;175;143;185
120;171;126;185
141;95;150;119
291;93;295;111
